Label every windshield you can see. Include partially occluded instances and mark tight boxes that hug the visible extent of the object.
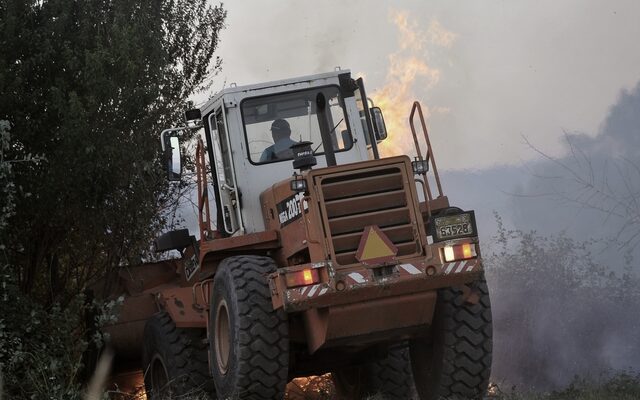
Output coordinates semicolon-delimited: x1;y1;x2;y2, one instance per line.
242;86;352;164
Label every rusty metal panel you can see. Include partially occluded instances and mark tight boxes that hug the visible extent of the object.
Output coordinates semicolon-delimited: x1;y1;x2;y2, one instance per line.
325;290;436;340
200;230;280;264
117;260;179;295
311;157;426;267
158;286;207;328
332;224;415;253
303;290;436;353
420;196;450;214
325;189;407;218
302;308;329;354
103;293;157;357
260;178;330;264
257;156;430;269
328;208;411;235
321;172;403;201
275;252;483;312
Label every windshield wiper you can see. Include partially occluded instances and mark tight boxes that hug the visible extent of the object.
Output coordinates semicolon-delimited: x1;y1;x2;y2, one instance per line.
313;118;344;154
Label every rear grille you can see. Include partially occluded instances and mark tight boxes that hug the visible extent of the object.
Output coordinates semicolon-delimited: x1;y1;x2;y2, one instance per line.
318;165;421;266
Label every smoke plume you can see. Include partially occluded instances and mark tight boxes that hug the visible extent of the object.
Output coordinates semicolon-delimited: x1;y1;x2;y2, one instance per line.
483;82;640;389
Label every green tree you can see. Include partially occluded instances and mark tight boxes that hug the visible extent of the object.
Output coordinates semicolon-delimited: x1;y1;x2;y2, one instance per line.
0;0;226;301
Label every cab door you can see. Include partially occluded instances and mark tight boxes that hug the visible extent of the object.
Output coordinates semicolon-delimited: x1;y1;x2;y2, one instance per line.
208;107;243;235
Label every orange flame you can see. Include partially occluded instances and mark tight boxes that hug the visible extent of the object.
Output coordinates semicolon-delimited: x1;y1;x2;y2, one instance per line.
372;11;456;158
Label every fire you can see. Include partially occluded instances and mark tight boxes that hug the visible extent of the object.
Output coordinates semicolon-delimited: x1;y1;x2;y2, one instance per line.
372;11;456;158
286;374;334;398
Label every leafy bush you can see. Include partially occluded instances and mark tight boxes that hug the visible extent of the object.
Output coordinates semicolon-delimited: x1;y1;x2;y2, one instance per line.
0;0;226;396
0;271;86;399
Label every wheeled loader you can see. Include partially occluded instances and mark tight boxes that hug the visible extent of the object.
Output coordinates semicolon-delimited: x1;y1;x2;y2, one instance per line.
103;69;492;399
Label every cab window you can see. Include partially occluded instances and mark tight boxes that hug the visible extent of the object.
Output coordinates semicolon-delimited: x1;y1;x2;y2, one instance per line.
242;86;352;164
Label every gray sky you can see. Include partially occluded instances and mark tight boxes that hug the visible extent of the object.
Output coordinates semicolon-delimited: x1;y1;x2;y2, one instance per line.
203;0;640;170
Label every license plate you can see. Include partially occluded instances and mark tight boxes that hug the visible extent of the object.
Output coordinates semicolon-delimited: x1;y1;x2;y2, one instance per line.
434;213;474;240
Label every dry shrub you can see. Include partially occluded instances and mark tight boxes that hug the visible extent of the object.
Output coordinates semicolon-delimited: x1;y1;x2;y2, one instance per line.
486;217;640;390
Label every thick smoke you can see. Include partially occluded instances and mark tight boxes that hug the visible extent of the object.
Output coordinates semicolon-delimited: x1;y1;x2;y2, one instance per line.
436;82;640;390
483;82;640;389
509;81;640;256
485;226;640;390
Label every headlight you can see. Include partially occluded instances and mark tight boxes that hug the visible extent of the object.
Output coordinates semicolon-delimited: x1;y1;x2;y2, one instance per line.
412;158;429;174
290;173;308;193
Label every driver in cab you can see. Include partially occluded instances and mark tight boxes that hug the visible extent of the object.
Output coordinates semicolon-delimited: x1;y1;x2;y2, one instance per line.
259;119;297;162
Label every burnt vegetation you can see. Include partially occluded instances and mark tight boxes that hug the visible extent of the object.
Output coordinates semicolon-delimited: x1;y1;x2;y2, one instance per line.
487;81;640;391
486;217;640;391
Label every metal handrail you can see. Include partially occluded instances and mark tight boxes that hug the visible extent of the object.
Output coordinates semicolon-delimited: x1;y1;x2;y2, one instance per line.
409;101;444;216
196;139;214;241
207;112;242;236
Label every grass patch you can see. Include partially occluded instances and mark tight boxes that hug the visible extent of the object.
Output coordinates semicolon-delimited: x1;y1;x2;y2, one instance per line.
492;373;640;400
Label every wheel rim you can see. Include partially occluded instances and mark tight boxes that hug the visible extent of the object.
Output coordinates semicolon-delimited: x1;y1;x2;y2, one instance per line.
215;299;231;374
149;354;170;398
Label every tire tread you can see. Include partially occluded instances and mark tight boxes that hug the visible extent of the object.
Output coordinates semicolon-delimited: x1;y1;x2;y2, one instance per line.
214;255;289;399
411;276;492;400
142;311;213;399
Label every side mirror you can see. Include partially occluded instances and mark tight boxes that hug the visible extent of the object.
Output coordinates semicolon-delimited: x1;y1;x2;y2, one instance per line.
184;108;202;127
185;108;202;122
163;134;182;181
370;107;388;141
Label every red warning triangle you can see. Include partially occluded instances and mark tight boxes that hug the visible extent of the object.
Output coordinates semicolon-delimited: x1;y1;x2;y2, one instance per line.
355;225;398;264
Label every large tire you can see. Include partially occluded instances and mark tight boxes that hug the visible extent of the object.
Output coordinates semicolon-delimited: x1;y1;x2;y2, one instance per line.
333;345;415;400
209;256;289;399
142;312;214;400
410;276;492;400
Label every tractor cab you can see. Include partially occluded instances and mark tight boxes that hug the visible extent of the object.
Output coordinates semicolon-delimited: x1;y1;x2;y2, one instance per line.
163;69;388;237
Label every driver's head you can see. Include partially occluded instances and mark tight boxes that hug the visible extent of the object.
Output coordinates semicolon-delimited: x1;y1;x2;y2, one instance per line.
270;119;291;142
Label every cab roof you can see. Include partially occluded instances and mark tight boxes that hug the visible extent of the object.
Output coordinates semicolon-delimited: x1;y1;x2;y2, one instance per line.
199;69;351;115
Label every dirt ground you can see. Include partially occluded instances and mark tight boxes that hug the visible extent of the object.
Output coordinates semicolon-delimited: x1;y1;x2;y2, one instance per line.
285;375;336;400
107;370;337;399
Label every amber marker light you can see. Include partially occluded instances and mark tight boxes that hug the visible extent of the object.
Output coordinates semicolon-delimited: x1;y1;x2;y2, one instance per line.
285;268;319;288
462;243;473;259
302;269;314;285
443;243;477;262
